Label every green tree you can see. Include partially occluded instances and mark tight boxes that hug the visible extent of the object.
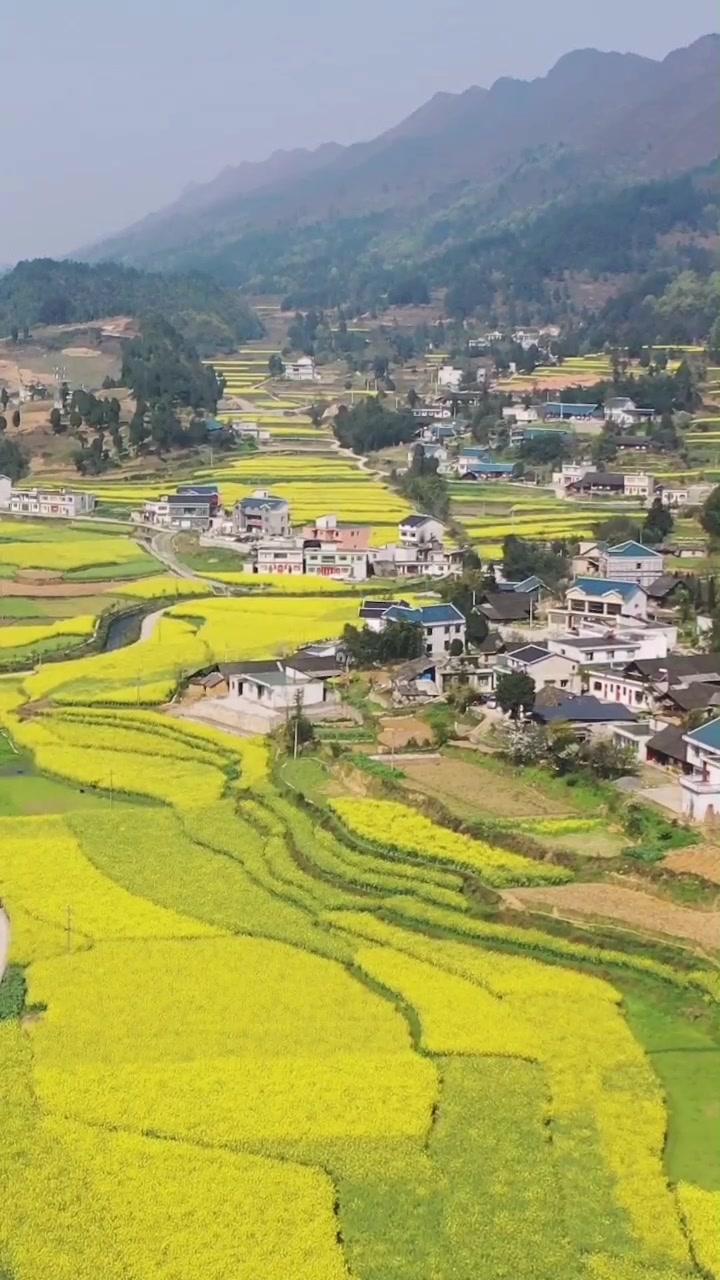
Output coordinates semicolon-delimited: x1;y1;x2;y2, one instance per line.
496;671;536;719
642;497;673;545
49;407;64;434
11;410;20;430
700;485;720;539
0;388;8;410
0;435;27;479
0;416;6;433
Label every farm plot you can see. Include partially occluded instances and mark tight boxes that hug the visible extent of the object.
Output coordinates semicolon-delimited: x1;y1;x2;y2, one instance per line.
1;578;718;1277
0;518;159;582
503;883;720;950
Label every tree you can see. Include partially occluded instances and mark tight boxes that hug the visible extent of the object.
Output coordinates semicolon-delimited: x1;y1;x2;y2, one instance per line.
503;534;568;589
0;388;8;410
596;515;643;544
0;416;6;433
268;353;284;377
49;407;65;434
448;637;464;656
69;411;82;431
496;671;535;719
700;485;720;539
284;693;315;756
406;387;419;409
11;410;20;429
0;435;28;480
642;497;673;545
342;621;423;667
710;316;720;362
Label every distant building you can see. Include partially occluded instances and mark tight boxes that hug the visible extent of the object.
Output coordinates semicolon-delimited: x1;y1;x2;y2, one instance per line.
284;356;319;382
255;540;304;576
598;540;663;588
501;643;581;694
0;475;12;509
234;490;291;538
437;365;463;391
622;473;655;501
9;488;96;519
681;718;720;822
502;405;540;424
562;577;648;625
398;514;446;546
301;515;370;550
303;544;368;581
542;402;601;422
140;493;213;531
458;457;516;479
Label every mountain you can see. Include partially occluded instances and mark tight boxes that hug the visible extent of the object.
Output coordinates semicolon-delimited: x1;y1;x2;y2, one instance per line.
79;35;720;342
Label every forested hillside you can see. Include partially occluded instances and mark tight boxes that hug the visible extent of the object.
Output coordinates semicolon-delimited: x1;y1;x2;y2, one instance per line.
0;259;262;354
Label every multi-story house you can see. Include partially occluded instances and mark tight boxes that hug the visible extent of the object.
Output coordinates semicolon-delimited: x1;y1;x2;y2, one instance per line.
597;540;664;588
398;515;446;546
680;718;720;822
362;601;466;657
255;540;304;576
303;544;368;580
9;488;96;518
556;578;648;630
140;493;213;531
234;491;291;538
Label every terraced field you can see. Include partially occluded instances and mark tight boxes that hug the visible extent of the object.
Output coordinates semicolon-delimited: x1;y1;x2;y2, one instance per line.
448;482;645;558
0;553;718;1278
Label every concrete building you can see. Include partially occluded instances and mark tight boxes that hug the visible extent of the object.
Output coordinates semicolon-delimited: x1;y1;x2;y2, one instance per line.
622;473;655;501
437;365;463;391
284;356;319;382
547;630;669;667
501;644;581;694
681;718;720;822
501;405;540;423
364;601;466;657
235;491;291;538
304;544;368;580
9;488;96;518
140;493;213;531
301;515;370;550
255;540;304;576
563;578;648;626
398;514;446;546
0;474;12;509
598;541;664;589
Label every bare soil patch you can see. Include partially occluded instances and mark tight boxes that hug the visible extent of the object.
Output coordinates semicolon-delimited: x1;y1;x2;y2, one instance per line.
503;883;720;950
378;716;433;750
400;755;575;821
665;846;720;886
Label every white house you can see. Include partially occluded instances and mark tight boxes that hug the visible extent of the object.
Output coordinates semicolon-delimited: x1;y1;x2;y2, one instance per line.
547;627;670;666
9;488;96;519
680;718;720;822
255;540;305;576
234;491;291;538
563;578;648;626
220;658;339;731
360;601;466;657
622;473;655;501
0;474;12;509
598;541;664;588
398;514;446;545
437;366;463;391
284;356;319;382
584;666;653;714
502;644;581;694
304;545;368;580
502;405;540;424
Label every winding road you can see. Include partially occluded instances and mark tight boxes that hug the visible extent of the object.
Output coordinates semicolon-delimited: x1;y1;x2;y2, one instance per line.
142;529;234;595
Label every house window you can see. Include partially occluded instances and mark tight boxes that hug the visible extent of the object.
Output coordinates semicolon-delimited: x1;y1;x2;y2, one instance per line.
593;681;602;691
560;680;568;688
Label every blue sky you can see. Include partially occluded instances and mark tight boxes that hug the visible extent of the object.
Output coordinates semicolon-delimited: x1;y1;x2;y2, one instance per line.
1;0;716;260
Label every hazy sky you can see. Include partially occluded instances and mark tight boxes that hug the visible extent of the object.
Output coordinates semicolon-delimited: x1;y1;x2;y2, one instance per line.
2;0;716;262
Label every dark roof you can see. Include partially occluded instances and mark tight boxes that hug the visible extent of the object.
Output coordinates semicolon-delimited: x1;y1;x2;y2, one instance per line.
535;695;637;725
400;514;436;527
663;683;720;712
645;574;683;601
200;671;226;688
578;472;625;488
166;493;212;507
359;599;408;618
384;603;466;626
534;685;576;710
507;644;551;665
239;495;288;511
630;653;720;683
285;652;343;677
474;630;505;654
479;592;531;621
646;724;689;764
218;660;282;676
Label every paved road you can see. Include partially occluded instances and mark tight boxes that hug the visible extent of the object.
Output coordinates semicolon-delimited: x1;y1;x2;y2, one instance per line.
144;530;233;595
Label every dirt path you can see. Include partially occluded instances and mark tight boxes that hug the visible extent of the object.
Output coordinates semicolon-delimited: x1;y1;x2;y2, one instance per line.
503;883;720;950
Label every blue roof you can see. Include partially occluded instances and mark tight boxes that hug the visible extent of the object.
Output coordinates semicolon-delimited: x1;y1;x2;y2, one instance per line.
384;603;465;627
240;494;288;511
606;540;662;559
572;577;644;601
460;447;491;457
685;718;720;751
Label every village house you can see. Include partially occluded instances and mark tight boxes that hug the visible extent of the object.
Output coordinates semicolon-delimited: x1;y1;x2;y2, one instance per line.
0;475;12;509
597;540;664;588
458;457;517;480
501;644;581;694
559;578;648;628
532;694;638;736
303;543;368;580
437;365;463;391
603;397;655;428
234;491;291;538
501;405;540;424
391;652;498;704
541;402;602;423
10;488;96;519
301;515;370;550
255;540;305;576
214;657;342;731
478;591;534;628
680;718;720;822
283;356;319;382
361;600;466;657
398;514;446;545
139;492;213;531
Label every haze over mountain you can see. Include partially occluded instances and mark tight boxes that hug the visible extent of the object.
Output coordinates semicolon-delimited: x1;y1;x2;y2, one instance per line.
82;34;720;275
